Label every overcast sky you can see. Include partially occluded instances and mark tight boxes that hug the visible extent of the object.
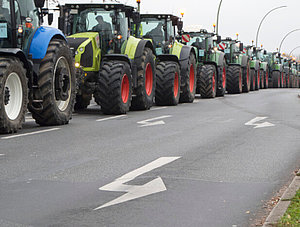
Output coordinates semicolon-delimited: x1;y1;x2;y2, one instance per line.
54;0;300;57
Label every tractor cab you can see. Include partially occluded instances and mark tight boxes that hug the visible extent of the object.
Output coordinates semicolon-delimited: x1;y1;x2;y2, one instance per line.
59;3;138;57
0;0;41;53
221;38;244;65
139;14;181;55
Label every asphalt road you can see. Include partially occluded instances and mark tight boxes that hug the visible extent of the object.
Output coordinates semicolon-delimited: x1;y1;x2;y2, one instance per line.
0;89;299;227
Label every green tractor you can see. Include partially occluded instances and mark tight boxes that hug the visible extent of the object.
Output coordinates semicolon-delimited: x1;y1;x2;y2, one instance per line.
265;52;284;88
58;2;156;114
221;37;250;93
181;29;226;98
289;60;298;88
0;0;75;133
282;58;291;88
297;62;300;88
138;14;197;104
252;47;269;89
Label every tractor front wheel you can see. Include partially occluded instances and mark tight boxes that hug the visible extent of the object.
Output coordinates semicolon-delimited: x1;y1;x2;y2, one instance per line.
226;65;242;94
264;69;269;89
95;61;132;114
131;47;155;110
272;71;280;88
216;62;226;97
30;39;76;126
199;64;217;98
242;63;250;93
155;61;181;106
0;57;28;133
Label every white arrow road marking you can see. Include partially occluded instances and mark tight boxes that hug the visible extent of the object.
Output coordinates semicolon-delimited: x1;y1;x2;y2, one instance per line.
94;156;181;210
245;117;275;129
96;115;126;122
1;128;60;140
137;115;172;127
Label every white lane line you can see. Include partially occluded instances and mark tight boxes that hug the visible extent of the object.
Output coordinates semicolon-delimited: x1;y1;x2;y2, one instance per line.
96;115;126;122
0;154;5;156
94;156;181;210
193;99;201;103
1;128;60;140
137;115;172;127
150;107;168;111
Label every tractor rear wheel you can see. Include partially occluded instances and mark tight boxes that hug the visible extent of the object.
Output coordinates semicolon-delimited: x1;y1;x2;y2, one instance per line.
255;70;259;90
280;72;284;88
74;93;92;110
0;57;28;133
199;64;217;98
272;71;280;88
196;64;202;94
155;61;181;106
260;70;264;89
226;65;242;94
179;53;196;103
30;39;75;126
95;61;132;114
264;69;269;89
216;61;226;97
131;47;155;110
250;69;256;91
242;63;250;93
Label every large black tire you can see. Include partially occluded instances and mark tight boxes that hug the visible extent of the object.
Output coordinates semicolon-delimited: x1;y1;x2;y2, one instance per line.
272;71;280;88
74;93;92;110
280;72;284;88
0;57;28;134
288;74;292;88
260;69;264;89
242;62;251;93
29;39;76;126
226;65;242;94
199;64;217;98
250;69;255;91
155;61;181;106
255;70;259;90
179;53;196;103
131;47;156;110
264;69;269;89
196;64;202;94
95;61;132;114
216;61;226;97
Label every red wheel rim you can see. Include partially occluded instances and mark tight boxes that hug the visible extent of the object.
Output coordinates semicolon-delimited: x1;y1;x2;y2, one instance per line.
281;72;283;86
258;71;260;87
174;72;179;98
266;71;268;86
189;64;195;92
253;73;255;88
247;67;250;86
288;76;290;86
278;77;280;87
145;63;153;96
222;67;226;88
121;74;129;103
212;72;216;92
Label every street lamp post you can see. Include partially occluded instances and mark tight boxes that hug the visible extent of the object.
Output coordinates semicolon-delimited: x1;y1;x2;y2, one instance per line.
279;29;300;53
216;0;223;35
255;6;287;47
288;46;300;57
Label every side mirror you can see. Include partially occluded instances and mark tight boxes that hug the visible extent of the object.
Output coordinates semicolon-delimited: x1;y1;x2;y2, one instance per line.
177;21;183;32
34;0;45;8
264;50;267;55
239;43;243;52
216;35;221;44
48;13;53;26
132;12;140;24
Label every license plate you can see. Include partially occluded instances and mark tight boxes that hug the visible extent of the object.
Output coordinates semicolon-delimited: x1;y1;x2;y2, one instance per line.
0;23;7;38
199;50;204;57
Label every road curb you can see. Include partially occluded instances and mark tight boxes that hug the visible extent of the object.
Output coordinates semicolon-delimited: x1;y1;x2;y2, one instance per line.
263;170;300;227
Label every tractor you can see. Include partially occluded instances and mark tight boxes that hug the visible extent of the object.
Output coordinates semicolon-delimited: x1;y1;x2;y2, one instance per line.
0;0;75;133
138;14;197;104
221;37;250;93
58;2;156;114
265;52;284;88
252;47;269;89
181;29;226;98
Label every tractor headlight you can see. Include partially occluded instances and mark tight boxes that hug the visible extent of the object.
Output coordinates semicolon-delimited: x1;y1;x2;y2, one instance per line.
75;62;80;68
213;47;218;52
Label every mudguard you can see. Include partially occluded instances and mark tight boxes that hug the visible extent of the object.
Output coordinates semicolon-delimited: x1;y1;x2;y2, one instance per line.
102;54;132;67
0;48;31;71
157;54;179;64
29;26;66;60
250;60;260;71
241;55;248;68
260;62;268;71
179;45;196;84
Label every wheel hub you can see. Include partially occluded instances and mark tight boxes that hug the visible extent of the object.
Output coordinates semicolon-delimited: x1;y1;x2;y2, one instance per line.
4;87;10;105
55;67;70;101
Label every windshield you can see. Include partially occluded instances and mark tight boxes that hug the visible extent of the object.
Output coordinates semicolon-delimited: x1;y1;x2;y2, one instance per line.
186;33;205;49
73;8;128;42
141;18;165;49
0;0;12;47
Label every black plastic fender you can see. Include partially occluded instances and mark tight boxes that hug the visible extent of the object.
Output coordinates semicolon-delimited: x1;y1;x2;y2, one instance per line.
157;54;179;64
179;45;196;86
132;39;155;88
218;51;226;67
241;55;248;68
